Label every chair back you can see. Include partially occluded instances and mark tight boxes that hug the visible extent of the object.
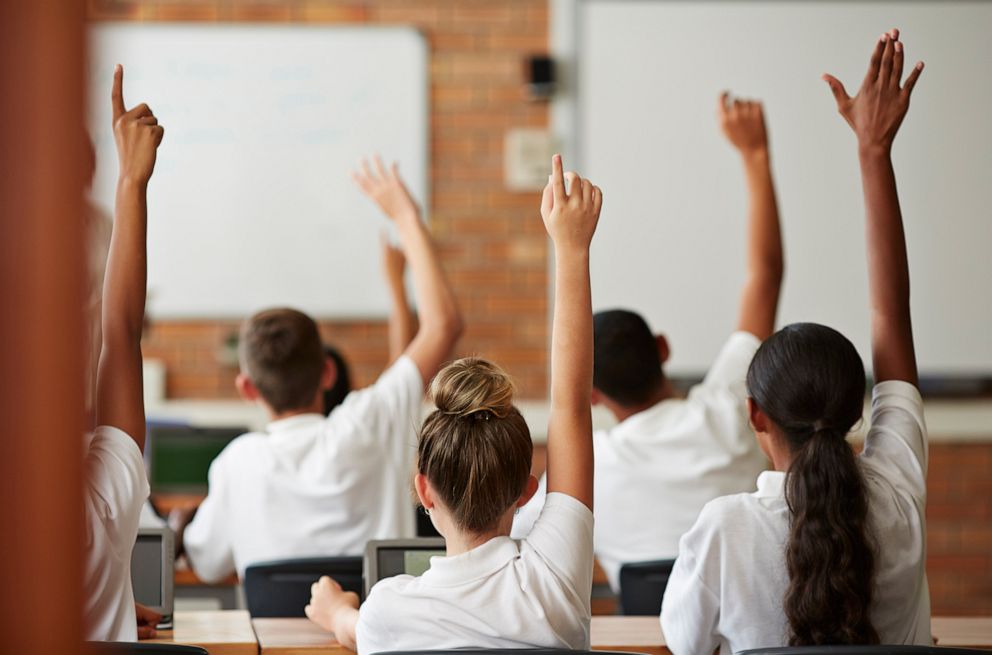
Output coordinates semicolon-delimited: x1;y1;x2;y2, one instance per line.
618;558;676;616
244;555;363;617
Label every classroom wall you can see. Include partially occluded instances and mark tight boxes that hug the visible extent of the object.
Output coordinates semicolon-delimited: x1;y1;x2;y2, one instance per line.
87;0;551;397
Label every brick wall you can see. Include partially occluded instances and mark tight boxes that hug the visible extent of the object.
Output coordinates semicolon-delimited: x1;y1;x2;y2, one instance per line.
89;0;550;397
925;444;992;615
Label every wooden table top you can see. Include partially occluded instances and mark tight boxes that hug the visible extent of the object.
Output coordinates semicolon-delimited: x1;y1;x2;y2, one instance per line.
251;615;992;654
251;616;669;655
147;610;257;655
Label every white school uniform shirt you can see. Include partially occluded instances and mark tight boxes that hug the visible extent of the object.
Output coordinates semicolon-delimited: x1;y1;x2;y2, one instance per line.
513;331;767;590
661;381;931;655
83;425;150;641
184;356;423;582
356;493;594;655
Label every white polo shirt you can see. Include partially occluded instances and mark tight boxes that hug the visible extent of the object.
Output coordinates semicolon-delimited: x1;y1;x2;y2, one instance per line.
513;332;767;590
356;492;594;655
184;356;423;582
662;380;931;655
84;425;150;641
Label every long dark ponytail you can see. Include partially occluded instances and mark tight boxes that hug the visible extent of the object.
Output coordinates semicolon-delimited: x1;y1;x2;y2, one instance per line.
746;323;878;646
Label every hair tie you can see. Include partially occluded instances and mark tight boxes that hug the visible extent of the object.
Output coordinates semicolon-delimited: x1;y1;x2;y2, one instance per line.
471;410;491;421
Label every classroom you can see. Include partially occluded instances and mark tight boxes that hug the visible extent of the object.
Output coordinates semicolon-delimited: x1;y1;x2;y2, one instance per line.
2;2;991;655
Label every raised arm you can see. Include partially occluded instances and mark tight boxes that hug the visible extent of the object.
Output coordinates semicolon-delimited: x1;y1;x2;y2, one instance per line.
719;93;784;341
95;65;164;450
380;233;416;364
352;158;463;385
541;155;602;510
824;28;923;385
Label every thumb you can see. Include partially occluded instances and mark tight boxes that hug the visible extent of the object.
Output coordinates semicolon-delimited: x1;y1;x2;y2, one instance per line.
112;64;126;121
822;74;850;106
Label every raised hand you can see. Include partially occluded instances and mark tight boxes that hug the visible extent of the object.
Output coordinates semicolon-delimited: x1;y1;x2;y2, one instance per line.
352;156;420;223
718;93;769;155
111;65;164;185
305;576;360;649
823;28;924;150
540;154;602;252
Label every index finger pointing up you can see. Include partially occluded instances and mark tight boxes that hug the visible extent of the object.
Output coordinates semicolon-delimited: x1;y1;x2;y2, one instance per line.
111;64;126;121
552;154;566;202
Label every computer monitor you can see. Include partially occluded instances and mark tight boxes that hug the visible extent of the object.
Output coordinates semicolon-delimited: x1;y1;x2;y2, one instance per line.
363;538;446;597
146;424;245;493
130;527;174;629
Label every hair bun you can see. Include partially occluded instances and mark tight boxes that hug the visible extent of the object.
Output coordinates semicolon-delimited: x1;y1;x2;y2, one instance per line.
429;357;516;419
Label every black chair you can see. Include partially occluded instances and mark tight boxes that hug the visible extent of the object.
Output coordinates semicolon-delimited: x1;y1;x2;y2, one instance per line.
243;555;363;617
738;647;992;654
84;644;208;655
618;558;676;616
374;650;647;655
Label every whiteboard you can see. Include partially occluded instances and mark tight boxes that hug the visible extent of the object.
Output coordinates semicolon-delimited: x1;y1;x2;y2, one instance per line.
87;25;428;319
575;1;992;376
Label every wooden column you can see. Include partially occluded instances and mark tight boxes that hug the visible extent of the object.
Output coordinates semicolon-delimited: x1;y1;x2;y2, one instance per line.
0;2;86;654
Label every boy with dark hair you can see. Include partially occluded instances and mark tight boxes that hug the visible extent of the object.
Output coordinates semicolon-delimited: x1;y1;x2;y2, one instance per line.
514;94;783;591
174;157;463;583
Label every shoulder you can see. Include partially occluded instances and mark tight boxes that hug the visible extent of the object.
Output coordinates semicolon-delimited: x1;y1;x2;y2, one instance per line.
861;381;928;494
208;432;265;471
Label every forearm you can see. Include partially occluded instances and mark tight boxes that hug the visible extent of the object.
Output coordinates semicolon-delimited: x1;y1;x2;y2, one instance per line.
386;278;415;363
743;150;784;278
395;214;462;338
104;178;149;342
332;607;359;651
858;146;917;384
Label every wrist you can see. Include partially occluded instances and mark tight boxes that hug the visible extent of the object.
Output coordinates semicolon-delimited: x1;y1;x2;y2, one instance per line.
117;174;149;191
740;147;770;166
553;243;591;261
392;207;421;227
858;142;893;160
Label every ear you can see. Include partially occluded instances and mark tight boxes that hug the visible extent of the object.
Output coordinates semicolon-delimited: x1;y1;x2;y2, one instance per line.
747;397;770;433
320;356;338;392
413;473;433;510
655;333;670;364
590;387;603;406
235;373;259;402
516;475;540;508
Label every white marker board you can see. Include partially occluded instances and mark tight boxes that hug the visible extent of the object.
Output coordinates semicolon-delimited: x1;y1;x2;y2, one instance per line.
574;1;992;375
87;24;428;319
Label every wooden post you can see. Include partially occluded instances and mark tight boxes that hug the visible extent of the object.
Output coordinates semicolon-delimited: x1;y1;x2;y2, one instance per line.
0;2;86;654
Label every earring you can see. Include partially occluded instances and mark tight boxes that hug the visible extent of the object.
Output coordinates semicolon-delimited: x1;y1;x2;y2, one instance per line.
424;508;432;516
515;508;520;516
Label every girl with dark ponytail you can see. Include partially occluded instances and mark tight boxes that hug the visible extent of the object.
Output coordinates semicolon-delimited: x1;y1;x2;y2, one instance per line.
663;30;931;654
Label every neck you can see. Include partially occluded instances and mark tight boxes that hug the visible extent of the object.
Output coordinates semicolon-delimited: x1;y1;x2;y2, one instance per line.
440;513;514;557
608;378;678;423
267;397;324;422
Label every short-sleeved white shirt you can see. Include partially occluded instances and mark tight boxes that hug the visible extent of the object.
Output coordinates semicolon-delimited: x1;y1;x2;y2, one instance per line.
513;332;767;589
661;381;931;655
184;356;423;582
83;425;150;641
356;492;594;655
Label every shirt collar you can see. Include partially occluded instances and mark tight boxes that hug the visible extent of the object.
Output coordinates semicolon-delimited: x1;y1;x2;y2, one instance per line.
420;536;520;587
265;412;325;434
754;470;786;498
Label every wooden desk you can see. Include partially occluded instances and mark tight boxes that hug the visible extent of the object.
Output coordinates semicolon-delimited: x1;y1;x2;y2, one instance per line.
253;618;347;655
592;616;668;655
149;610;257;655
933;616;992;648
251;616;669;655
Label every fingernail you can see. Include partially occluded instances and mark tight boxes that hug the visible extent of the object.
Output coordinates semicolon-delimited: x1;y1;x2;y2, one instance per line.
895;42;903;52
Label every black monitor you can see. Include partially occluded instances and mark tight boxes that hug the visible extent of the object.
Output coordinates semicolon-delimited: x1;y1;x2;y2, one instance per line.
146;424;246;493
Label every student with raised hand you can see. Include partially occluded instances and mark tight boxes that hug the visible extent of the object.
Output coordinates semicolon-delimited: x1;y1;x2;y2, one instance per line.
305;155;602;654
85;64;164;641
172;156;462;582
322;233;415;414
662;29;928;653
512;94;782;591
